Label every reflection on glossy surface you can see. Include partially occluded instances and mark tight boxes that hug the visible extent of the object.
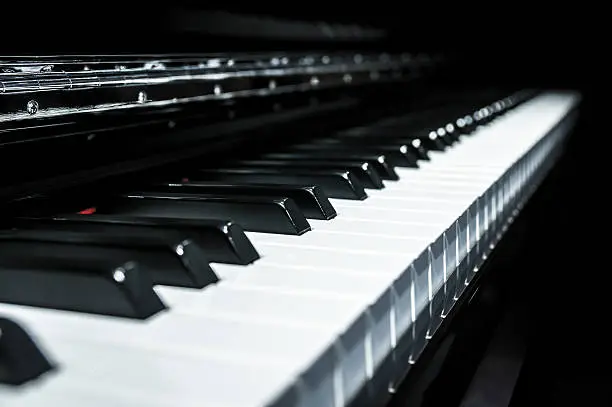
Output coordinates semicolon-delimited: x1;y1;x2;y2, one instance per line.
0;53;439;123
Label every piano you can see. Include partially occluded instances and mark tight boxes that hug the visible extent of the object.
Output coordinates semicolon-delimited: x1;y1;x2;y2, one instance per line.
0;9;585;407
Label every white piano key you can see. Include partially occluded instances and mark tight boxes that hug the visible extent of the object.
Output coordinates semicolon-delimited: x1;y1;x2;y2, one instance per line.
0;305;339;407
249;241;416;273
210;262;402;380
333;206;459;230
0;338;296;407
174;287;375;403
385;176;495;190
1;379;162;407
331;195;470;213
377;181;488;195
0;304;330;366
153;286;209;307
246;228;430;254
173;285;366;329
214;263;394;297
366;188;481;209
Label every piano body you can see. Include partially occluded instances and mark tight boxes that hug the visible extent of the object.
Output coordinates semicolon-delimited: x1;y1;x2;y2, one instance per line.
0;9;590;407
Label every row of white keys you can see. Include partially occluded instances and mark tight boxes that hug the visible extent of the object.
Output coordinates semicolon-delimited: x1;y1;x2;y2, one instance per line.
202;92;581;405
285;92;576;399
0;92;579;407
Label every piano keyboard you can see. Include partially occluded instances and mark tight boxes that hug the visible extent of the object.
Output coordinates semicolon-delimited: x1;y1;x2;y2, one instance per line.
0;90;579;407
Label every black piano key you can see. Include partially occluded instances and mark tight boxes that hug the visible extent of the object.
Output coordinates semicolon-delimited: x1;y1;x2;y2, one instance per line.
103;193;311;235
337;128;432;161
336;129;431;160
401;138;430;161
0;317;54;385
0;254;165;319
441;123;461;143
458;115;477;134
0;230;217;289
318;133;432;162
374;106;468;133
449;112;479;134
289;142;420;168
14;215;259;265
373;122;456;147
152;182;337;220
412;117;461;148
260;152;400;181
341;117;458;152
190;169;368;200
427;127;454;147
226;160;385;189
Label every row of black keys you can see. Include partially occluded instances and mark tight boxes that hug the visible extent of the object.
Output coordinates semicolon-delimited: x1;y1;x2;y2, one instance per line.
0;93;527;325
